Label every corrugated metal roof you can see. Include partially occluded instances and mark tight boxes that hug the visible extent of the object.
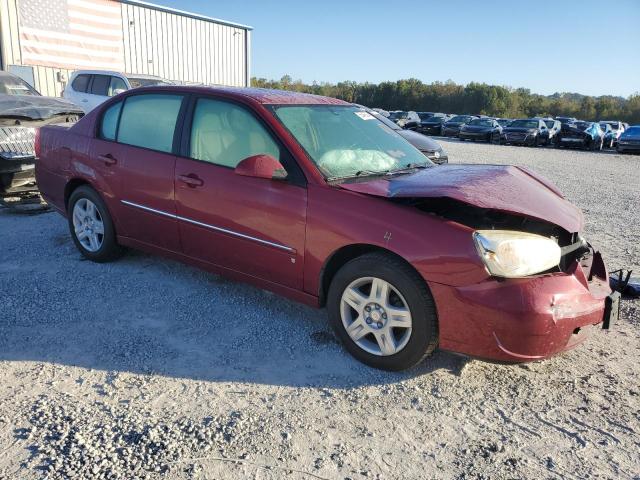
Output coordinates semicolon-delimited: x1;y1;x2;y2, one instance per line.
118;0;253;30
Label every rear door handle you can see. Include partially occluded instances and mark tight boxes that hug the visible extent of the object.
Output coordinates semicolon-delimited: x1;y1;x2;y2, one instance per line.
178;174;204;188
98;154;117;166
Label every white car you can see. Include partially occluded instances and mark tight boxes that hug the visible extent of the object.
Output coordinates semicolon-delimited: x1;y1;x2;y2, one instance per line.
63;70;172;113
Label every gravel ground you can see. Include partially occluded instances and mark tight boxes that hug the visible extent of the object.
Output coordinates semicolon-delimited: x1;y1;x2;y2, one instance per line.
0;142;639;480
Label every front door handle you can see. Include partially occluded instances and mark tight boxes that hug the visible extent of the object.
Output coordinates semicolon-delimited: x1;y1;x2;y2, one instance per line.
178;174;204;188
98;154;117;166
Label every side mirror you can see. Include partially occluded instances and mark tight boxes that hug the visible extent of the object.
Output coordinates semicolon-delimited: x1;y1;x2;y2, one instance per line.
235;154;288;180
112;88;126;96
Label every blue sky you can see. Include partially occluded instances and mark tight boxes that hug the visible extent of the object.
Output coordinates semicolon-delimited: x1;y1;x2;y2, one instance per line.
157;0;639;98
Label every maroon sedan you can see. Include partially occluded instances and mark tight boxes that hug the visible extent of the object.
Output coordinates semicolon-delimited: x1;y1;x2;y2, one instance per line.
35;86;618;371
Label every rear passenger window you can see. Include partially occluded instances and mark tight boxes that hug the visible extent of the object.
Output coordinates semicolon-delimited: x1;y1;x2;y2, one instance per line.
189;98;281;168
99;101;122;141
117;94;183;153
90;75;110;96
71;74;90;93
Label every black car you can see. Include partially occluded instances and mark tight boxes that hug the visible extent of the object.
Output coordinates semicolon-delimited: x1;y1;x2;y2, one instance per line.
365;108;448;164
616;125;640;154
556;121;604;150
417;113;447;136
442;115;477;137
0;71;83;195
500;118;548;146
458;118;502;143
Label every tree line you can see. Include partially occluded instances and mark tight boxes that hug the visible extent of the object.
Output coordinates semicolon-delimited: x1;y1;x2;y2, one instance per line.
251;76;640;124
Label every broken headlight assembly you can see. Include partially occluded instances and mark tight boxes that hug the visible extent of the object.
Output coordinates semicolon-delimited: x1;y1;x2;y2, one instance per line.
473;230;561;278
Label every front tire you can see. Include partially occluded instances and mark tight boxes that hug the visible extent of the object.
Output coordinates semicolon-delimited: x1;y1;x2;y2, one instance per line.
327;253;438;371
67;185;123;262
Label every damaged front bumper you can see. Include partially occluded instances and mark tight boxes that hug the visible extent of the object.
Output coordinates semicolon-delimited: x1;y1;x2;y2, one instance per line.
430;245;614;362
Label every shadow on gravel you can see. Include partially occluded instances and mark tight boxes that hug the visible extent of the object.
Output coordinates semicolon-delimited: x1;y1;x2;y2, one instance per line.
0;218;470;389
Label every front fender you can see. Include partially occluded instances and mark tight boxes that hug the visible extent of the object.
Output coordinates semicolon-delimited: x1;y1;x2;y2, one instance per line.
303;184;488;296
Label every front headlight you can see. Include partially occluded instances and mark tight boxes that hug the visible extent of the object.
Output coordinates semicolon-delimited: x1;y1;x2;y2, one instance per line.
473;230;561;278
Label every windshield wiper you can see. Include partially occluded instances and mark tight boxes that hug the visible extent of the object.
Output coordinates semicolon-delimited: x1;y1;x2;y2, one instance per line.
327;163;430;182
326;169;390;182
386;163;431;175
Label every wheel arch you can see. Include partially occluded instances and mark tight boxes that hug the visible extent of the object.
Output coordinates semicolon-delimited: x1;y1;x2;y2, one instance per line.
64;178;92;210
318;243;427;307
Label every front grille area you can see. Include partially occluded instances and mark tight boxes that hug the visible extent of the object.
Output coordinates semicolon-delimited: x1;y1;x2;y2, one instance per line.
505;132;526;141
0;126;37;158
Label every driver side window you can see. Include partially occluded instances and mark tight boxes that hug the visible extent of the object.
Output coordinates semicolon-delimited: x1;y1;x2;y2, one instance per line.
189;98;281;168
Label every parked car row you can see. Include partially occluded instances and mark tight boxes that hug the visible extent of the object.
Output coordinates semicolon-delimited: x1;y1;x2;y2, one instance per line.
384;109;637;154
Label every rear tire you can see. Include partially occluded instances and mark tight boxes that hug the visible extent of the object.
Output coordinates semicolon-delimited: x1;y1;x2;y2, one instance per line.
327;253;438;371
67;185;123;263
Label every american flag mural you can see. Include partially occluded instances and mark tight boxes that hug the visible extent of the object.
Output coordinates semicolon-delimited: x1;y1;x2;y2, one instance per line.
17;0;125;71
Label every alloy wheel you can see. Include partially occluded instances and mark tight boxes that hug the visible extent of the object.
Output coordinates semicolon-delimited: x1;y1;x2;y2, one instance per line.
72;198;104;252
340;277;412;356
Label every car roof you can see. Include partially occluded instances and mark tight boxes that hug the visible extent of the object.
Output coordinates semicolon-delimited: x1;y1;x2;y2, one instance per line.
131;85;352;106
70;70;165;80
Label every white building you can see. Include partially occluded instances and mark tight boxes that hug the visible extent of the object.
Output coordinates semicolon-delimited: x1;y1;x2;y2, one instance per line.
0;0;252;97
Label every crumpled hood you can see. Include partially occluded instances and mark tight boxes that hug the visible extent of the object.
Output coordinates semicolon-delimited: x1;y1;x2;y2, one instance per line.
0;94;82;120
338;164;584;232
397;130;442;152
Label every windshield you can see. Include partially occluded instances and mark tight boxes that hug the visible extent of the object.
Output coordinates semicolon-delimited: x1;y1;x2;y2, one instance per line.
624;126;640;135
126;77;173;88
448;115;472;123
0;75;40;96
509;120;538;129
544;120;555;128
418;113;433;120
599;123;611;131
273;106;432;179
601;122;619;130
497;119;511;126
468;119;493;127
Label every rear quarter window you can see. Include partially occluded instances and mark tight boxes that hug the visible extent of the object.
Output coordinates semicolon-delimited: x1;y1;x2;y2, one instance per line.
99;101;122;141
116;94;183;153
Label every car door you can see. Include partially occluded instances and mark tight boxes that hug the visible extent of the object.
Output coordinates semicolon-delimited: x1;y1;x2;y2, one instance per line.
174;96;307;289
91;92;185;252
